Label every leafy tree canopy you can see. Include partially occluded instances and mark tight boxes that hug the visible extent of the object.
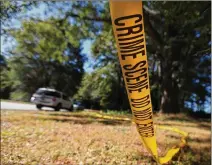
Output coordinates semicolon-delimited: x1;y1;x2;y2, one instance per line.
2;18;85;100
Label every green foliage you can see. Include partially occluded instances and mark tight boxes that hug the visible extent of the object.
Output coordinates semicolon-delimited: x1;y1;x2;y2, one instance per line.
0;55;11;99
75;63;129;110
1;1;38;35
4;18;85;101
11;19;80;62
10;91;29;102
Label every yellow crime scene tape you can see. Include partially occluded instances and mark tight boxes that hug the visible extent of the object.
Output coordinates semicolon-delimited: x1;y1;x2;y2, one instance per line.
108;1;188;164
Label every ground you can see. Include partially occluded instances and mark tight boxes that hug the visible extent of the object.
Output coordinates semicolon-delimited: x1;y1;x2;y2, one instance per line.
1;110;211;165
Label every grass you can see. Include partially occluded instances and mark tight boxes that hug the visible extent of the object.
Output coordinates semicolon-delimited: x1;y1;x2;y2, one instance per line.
1;110;211;165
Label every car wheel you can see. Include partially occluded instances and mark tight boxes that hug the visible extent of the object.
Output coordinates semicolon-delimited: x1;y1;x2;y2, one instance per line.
36;104;42;110
68;105;73;112
55;103;61;111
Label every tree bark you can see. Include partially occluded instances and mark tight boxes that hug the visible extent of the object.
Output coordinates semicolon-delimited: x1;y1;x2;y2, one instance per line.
160;75;180;113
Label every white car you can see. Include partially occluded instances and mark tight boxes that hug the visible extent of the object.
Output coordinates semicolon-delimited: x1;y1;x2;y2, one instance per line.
30;88;73;111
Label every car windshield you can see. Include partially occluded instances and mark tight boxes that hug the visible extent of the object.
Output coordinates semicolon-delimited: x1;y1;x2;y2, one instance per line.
36;90;61;98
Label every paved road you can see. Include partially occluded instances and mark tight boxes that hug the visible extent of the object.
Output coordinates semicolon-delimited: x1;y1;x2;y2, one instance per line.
1;100;68;111
1;101;37;111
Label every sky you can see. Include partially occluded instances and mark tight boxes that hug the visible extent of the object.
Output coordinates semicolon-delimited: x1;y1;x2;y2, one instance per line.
81;40;94;73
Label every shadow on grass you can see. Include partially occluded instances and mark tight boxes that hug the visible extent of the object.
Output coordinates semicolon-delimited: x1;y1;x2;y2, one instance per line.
176;145;211;165
164;115;210;123
49;113;103;119
156;141;211;165
34;110;132;126
167;134;211;143
163;116;196;123
35;115;131;126
156;122;211;131
198;123;211;130
47;112;130;121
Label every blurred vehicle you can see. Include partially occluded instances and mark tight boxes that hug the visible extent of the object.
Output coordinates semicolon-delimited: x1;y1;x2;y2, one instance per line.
73;101;85;110
30;88;73;111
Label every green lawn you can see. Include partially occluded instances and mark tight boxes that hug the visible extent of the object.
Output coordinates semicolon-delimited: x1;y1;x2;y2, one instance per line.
1;110;211;165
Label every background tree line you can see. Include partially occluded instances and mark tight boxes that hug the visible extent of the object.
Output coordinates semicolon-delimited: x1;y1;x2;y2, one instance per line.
1;1;211;114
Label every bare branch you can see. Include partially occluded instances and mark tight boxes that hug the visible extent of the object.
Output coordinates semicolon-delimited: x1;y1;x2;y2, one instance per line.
65;12;111;23
143;5;160;16
143;10;164;49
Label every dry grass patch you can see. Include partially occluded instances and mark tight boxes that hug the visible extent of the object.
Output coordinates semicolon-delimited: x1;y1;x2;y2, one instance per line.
1;110;211;165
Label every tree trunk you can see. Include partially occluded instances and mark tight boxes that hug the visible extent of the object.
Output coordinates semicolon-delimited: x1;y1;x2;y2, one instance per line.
160;77;180;113
117;66;123;110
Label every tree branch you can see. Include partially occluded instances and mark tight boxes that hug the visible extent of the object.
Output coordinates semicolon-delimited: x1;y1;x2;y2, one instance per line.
143;5;160;16
143;9;164;49
65;8;164;50
65;12;111;23
32;6;165;59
